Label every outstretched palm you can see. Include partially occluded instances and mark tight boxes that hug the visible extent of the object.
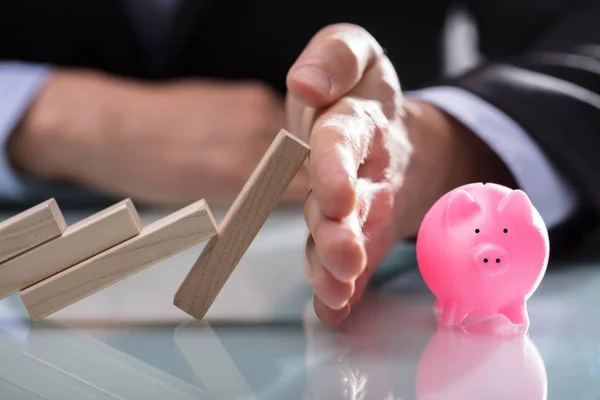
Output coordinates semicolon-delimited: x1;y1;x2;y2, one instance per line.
286;24;413;324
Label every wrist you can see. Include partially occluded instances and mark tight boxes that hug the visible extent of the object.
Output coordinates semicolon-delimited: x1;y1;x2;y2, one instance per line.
404;98;515;189
7;70;148;183
392;98;516;240
437;104;517;189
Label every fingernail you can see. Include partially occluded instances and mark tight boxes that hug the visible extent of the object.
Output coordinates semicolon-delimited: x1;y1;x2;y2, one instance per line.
293;65;332;95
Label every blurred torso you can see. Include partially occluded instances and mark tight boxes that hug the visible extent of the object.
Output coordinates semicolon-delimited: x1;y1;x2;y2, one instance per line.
0;0;574;93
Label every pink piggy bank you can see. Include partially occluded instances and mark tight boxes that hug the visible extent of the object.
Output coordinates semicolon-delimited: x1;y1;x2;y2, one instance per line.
416;183;549;326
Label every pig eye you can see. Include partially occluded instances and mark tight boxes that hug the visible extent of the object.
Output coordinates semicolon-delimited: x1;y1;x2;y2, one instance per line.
503;228;508;233
475;229;480;233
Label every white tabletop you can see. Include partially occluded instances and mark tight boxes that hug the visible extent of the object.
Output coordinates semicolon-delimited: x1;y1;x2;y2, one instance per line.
0;206;598;399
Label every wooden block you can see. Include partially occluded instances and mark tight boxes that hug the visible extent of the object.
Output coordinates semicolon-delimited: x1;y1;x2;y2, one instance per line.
21;199;217;320
0;199;142;300
174;129;310;320
0;199;66;264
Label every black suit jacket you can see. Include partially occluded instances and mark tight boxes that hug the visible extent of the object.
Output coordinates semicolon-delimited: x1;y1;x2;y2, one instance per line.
1;0;599;257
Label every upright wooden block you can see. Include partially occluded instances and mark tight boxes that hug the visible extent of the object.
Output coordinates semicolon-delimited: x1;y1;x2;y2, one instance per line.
21;199;218;320
174;129;310;320
0;199;142;300
0;199;66;263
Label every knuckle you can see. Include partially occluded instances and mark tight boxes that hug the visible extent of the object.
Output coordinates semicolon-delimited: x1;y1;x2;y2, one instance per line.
318;23;373;42
316;104;374;158
316;23;380;65
328;34;358;57
328;37;361;76
311;24;364;69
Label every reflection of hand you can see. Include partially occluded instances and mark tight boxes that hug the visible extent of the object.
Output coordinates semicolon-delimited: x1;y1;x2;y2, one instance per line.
286;24;515;325
302;295;422;400
304;314;391;400
9;72;308;205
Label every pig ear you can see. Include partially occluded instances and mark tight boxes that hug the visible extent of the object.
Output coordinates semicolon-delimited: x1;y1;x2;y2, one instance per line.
497;190;533;221
444;189;481;227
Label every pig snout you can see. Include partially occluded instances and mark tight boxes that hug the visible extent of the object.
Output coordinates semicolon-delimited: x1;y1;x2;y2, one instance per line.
472;244;510;276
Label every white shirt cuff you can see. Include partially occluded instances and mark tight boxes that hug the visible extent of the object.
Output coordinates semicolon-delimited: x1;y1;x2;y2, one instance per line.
0;62;52;201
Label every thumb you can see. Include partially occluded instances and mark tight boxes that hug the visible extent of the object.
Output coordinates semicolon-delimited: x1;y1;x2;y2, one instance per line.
286;23;384;108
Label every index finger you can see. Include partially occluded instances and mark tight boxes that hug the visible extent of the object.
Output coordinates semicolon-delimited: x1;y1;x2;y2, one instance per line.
309;98;380;219
286;23;384;107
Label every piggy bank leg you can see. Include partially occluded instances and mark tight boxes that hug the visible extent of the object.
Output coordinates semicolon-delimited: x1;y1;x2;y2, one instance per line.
440;303;468;326
502;301;529;326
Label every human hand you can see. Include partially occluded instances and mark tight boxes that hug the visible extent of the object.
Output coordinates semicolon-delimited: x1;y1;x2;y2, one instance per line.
9;72;308;205
286;24;515;325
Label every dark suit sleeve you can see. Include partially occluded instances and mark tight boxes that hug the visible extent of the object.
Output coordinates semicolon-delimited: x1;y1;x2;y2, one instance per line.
445;0;600;255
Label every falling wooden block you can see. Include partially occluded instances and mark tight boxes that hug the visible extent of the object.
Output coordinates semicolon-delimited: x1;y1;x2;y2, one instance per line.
0;199;142;300
21;199;217;320
0;199;66;264
174;129;310;320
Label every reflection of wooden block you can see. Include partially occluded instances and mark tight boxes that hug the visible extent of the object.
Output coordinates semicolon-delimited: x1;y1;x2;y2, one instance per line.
174;129;310;321
175;320;256;399
24;321;208;399
21;199;217;320
0;199;66;264
0;199;142;300
0;331;116;400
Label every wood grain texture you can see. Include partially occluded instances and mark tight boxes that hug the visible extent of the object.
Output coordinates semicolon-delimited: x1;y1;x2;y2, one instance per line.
21;199;217;320
0;199;142;300
174;129;310;320
0;199;67;264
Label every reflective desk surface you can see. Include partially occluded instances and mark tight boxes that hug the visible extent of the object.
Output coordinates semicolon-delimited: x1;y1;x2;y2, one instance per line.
0;206;599;400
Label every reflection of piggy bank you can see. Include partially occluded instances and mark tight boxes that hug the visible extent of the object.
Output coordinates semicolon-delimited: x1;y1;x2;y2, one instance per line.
416;183;549;326
416;325;547;400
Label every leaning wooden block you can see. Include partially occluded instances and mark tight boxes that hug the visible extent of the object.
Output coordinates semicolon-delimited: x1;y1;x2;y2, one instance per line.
0;199;142;300
0;199;67;264
174;129;310;320
21;199;217;320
